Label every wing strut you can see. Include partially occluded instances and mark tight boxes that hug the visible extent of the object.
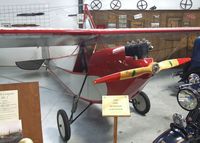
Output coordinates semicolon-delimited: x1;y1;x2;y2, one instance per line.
69;43;90;123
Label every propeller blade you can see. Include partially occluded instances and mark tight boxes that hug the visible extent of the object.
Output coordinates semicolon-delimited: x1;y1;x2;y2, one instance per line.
158;58;191;71
94;65;152;84
94;58;191;84
16;59;45;70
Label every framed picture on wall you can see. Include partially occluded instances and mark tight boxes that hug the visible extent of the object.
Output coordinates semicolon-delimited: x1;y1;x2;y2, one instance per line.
118;15;127;28
131;21;144;28
107;23;117;28
167;17;182;27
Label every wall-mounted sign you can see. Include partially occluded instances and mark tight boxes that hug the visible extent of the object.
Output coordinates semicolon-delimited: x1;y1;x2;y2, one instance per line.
151;22;160;28
131;21;144;28
185;13;196;20
108;23;117;28
134;13;143;19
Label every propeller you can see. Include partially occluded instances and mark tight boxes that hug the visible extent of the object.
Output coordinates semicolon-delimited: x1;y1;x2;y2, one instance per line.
94;58;191;84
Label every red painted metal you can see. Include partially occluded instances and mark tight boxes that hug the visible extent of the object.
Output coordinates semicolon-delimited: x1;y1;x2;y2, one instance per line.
177;57;191;64
83;4;96;28
0;27;200;35
94;72;120;84
88;46;153;99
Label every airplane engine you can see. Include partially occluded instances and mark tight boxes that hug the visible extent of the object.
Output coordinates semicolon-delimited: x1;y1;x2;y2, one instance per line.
125;40;153;59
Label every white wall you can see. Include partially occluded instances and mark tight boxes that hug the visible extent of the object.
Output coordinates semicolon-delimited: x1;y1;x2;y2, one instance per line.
0;0;78;66
0;0;200;66
85;0;200;10
0;0;79;28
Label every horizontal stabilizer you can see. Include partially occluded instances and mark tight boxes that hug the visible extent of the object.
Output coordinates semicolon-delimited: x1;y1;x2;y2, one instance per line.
16;59;45;70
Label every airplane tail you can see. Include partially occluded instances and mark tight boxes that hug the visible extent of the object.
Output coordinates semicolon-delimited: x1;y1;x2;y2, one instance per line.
83;4;96;29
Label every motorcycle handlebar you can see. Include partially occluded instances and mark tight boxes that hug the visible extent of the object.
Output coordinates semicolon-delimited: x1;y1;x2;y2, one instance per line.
170;123;188;138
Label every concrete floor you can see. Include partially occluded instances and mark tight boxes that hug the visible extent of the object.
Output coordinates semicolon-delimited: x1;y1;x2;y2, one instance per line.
0;66;188;143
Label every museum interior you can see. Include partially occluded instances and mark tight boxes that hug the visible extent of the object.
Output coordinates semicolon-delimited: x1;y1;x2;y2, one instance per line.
0;0;200;143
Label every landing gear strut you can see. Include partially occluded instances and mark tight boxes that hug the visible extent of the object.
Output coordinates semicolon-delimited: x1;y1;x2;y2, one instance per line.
57;103;92;142
131;91;150;115
56;44;91;142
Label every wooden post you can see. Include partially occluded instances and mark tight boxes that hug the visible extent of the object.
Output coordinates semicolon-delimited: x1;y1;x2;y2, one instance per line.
113;116;118;143
102;95;130;143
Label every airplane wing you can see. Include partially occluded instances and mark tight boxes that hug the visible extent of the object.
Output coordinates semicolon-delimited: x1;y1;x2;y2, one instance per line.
0;27;200;48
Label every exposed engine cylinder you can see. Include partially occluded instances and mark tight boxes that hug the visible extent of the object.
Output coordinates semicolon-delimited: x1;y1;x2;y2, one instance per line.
125;40;152;59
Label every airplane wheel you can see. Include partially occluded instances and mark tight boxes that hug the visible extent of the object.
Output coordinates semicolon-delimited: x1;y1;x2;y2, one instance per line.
131;91;150;115
57;109;71;142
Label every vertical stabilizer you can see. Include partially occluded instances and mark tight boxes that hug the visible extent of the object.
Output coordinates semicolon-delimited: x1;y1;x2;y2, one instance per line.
83;4;96;29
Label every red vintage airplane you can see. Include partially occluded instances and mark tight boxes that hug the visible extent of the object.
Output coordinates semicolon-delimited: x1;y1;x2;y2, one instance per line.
0;4;199;142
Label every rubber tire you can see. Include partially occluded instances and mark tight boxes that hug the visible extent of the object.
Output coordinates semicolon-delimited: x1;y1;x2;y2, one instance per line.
57;109;71;142
131;91;150;115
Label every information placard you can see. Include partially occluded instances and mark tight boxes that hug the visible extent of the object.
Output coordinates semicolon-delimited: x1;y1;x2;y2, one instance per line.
0;90;19;121
0;82;43;143
102;95;130;117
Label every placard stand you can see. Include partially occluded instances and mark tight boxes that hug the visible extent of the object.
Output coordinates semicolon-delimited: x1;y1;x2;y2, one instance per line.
102;95;131;143
113;116;118;143
0;82;43;143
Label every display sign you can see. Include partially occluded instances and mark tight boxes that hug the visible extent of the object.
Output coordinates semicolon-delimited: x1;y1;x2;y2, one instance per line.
0;90;22;142
0;82;43;143
0;90;19;121
133;13;143;19
102;95;130;117
151;22;160;28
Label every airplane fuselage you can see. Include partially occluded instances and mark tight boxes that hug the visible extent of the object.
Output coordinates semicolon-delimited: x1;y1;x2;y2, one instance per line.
48;45;153;103
88;46;153;101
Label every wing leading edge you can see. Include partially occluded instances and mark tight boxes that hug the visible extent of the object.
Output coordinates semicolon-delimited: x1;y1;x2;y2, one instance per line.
0;27;200;48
